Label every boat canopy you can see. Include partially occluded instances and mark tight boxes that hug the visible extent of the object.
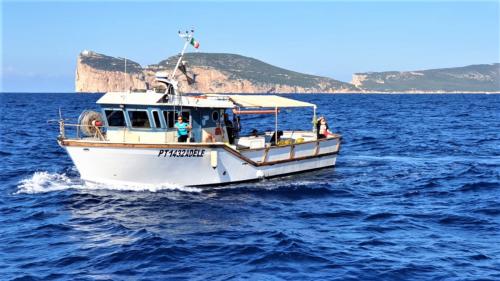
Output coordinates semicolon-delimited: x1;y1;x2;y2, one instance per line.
97;92;315;110
97;92;164;106
227;95;316;108
97;92;234;108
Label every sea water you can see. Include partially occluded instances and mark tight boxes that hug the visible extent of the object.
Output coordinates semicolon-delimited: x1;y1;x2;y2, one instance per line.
0;93;499;280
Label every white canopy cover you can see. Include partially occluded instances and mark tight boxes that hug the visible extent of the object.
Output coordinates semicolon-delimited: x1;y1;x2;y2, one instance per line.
97;92;315;109
228;95;316;108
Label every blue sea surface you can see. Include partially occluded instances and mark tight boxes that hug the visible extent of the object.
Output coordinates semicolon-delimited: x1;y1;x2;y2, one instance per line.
0;93;499;280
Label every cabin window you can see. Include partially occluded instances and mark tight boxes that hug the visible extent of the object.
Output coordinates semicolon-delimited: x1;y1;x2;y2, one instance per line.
152;110;161;128
128;110;151;128
105;110;126;127
176;111;190;123
212;110;219;121
162;111;175;128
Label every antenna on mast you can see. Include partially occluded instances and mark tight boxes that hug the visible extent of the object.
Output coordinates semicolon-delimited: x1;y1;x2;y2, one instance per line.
155;30;199;103
171;29;198;79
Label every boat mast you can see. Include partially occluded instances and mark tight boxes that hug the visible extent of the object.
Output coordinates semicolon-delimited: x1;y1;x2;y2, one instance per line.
167;30;195;109
171;30;194;80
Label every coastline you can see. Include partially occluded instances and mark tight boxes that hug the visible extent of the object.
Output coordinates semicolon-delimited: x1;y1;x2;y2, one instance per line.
1;91;500;95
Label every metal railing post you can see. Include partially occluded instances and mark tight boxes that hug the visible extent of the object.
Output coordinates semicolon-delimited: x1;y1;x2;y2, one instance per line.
59;120;66;139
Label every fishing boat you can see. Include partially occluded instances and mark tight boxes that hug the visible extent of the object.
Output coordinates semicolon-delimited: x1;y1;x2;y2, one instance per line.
57;31;342;187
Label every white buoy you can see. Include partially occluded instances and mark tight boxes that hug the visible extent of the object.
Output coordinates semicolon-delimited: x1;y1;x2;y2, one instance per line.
210;150;218;169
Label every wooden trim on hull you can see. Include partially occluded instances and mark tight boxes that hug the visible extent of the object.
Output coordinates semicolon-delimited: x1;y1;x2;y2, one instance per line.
59;140;222;149
59;137;340;168
224;146;339;167
59;135;341;149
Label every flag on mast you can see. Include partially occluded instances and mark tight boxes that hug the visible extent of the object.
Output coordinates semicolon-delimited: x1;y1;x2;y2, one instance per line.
190;37;200;49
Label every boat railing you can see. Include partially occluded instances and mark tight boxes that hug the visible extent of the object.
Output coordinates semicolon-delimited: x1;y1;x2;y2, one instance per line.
234;133;341;165
58;120;106;141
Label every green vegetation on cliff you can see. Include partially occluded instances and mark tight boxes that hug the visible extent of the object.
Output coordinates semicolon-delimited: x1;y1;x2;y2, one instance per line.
354;63;500;92
80;51;143;74
158;53;357;90
78;50;500;93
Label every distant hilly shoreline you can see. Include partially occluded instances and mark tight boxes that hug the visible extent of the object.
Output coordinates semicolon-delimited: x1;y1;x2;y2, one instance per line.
2;91;500;94
353;63;500;93
75;50;500;94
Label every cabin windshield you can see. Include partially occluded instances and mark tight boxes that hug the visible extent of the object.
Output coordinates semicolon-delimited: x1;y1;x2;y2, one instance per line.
162;110;175;128
128;110;151;128
105;109;126;127
152;111;161;128
175;111;190;122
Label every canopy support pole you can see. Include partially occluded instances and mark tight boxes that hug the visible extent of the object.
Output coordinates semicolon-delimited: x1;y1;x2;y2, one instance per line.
313;106;317;133
275;106;278;144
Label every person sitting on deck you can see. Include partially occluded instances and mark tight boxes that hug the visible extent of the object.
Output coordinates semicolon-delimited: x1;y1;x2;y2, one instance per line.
270;130;283;146
233;115;241;139
224;113;235;144
317;116;331;139
250;129;259;137
175;116;191;142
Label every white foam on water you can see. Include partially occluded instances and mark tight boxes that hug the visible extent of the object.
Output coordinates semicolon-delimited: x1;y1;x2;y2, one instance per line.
16;171;77;194
83;180;202;193
16;171;202;194
16;171;323;195
211;177;319;191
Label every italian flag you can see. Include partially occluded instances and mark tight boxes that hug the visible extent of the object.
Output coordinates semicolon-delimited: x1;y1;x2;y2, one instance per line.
190;38;200;49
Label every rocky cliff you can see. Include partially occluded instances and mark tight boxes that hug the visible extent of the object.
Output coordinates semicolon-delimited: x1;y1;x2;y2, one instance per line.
352;64;500;93
75;51;358;93
75;51;146;92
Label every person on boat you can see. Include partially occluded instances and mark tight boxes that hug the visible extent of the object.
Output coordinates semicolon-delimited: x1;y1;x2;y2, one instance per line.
250;129;259;137
233;115;241;139
317;116;331;139
270;130;283;145
224;113;235;144
204;132;215;143
175;116;191;142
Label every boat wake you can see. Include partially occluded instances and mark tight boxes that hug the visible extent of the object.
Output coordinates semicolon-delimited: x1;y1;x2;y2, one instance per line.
16;171;202;194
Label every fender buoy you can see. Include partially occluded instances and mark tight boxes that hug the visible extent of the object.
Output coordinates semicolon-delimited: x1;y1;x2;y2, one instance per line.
210;151;218;169
92;120;103;127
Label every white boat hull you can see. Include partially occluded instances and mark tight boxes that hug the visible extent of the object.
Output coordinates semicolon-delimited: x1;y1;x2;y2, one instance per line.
61;138;340;187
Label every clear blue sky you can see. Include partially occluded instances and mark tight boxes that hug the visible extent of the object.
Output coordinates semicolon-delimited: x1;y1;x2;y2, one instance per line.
2;0;499;92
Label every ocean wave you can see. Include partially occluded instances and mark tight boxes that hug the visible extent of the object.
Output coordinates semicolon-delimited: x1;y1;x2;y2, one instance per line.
15;171;202;194
344;155;500;164
16;171;76;194
2;94;500;280
297;210;364;219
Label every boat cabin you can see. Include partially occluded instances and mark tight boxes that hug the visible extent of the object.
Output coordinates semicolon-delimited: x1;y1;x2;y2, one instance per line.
94;91;319;149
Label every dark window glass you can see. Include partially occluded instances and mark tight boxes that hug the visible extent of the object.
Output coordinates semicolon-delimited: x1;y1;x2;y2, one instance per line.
212;111;219;121
163;111;175;128
152;111;161;128
128;111;151;128
105;110;126;127
175;111;190;123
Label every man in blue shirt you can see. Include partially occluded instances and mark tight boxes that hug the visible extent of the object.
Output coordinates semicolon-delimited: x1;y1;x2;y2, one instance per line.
175;116;191;142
